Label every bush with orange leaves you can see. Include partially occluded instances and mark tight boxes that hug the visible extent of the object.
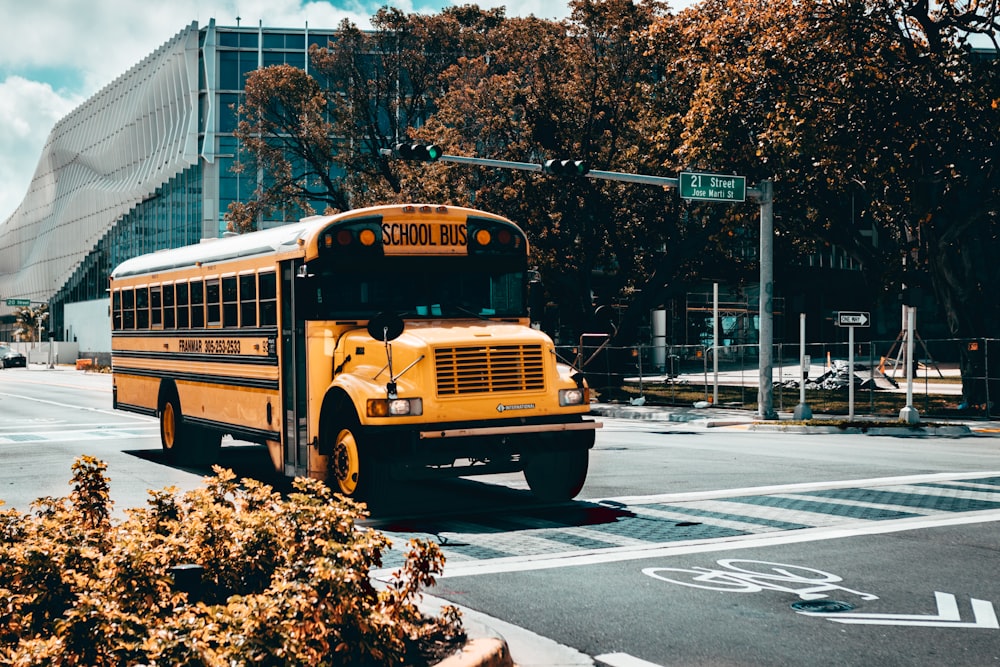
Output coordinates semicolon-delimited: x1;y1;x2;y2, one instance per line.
0;456;463;666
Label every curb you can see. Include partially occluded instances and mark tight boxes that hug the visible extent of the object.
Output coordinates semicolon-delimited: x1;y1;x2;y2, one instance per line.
433;637;513;667
590;405;980;437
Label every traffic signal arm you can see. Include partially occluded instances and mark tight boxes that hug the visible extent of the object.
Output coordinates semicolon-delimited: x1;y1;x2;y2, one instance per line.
378;145;685;189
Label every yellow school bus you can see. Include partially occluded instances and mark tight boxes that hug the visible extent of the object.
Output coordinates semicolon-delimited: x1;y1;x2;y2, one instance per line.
110;204;600;501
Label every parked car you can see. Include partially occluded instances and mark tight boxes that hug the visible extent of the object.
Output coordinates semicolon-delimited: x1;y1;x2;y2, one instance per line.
0;345;27;368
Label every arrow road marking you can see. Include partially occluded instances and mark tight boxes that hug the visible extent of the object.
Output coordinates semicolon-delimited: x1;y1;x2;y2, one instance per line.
797;592;999;628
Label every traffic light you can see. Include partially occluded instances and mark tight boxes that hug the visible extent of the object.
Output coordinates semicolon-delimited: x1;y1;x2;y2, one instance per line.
543;158;589;177
393;142;443;162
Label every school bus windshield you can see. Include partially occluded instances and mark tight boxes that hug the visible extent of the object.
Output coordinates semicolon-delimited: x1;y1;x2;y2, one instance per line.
305;258;526;320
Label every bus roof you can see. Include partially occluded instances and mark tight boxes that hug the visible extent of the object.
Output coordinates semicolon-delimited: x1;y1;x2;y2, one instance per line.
110;204;521;280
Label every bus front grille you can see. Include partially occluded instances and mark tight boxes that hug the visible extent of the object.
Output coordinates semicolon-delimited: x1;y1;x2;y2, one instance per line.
435;344;545;395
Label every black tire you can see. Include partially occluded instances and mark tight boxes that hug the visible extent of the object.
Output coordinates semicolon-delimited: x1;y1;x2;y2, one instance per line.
523;441;590;502
159;391;220;467
326;407;384;501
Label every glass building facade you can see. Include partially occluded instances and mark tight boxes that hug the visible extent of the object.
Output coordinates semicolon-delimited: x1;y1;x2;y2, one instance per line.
0;19;340;342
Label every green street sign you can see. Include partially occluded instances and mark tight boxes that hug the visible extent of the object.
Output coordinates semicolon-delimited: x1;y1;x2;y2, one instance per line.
5;299;30;307
679;171;746;203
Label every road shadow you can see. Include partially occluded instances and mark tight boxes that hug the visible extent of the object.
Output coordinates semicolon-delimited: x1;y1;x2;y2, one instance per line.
124;444;633;534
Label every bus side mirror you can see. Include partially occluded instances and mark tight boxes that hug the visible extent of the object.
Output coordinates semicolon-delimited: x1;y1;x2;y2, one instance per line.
367;312;404;342
367;312;405;399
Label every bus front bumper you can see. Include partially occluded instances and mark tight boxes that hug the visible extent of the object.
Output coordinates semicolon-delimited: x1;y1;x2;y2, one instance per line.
418;420;602;440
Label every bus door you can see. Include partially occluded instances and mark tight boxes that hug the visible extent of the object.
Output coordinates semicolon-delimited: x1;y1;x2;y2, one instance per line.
280;259;309;477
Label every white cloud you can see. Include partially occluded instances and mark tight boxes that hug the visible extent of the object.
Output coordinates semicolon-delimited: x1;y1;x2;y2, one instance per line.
0;76;81;221
0;0;595;221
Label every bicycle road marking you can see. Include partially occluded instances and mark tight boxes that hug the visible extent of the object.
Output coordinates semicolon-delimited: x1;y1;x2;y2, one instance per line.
642;558;878;601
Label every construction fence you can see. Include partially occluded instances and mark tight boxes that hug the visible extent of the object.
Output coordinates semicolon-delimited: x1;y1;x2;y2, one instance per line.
562;336;997;420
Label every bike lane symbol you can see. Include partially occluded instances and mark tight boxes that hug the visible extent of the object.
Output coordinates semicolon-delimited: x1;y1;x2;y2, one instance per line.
642;559;879;602
644;559;999;629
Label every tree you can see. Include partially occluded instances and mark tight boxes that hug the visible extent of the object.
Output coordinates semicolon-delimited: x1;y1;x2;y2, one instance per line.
228;64;341;233
641;0;1000;397
308;6;505;207
13;304;47;343
425;0;670;340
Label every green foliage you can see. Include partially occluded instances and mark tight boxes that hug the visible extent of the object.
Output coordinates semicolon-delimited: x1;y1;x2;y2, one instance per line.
227;0;1000;351
0;457;463;666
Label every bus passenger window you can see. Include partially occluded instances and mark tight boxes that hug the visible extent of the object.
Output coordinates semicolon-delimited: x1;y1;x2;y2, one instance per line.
240;274;257;327
136;287;149;329
150;286;162;328
259;272;277;326
176;282;190;329
122;289;135;329
206;279;221;327
163;284;175;328
222;276;238;327
190;281;205;328
112;290;122;330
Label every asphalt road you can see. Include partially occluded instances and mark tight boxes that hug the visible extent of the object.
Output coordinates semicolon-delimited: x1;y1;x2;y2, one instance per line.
3;366;1000;666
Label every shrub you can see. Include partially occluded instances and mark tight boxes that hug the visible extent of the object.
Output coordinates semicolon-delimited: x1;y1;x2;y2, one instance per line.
0;456;463;666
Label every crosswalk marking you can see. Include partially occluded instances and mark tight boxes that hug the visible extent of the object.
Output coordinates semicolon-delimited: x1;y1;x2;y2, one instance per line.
0;425;159;445
374;473;1000;576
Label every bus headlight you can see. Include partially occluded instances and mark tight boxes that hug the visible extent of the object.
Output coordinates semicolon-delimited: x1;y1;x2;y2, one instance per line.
367;397;423;417
559;388;587;406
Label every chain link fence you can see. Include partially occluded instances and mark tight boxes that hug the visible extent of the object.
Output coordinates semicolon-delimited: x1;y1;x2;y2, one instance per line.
561;336;996;420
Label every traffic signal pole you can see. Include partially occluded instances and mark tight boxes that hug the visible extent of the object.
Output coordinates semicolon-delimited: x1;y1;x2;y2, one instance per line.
382;145;776;418
749;179;777;419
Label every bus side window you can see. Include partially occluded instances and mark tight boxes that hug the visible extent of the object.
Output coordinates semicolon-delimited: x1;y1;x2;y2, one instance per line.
163;284;175;329
222;276;238;327
136;287;149;329
206;279;221;327
176;282;190;329
150;286;162;329
259;272;277;326
240;274;257;327
122;289;135;329
112;290;122;330
190;281;205;328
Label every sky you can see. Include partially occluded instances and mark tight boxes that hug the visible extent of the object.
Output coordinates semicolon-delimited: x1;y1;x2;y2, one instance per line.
3;0;679;223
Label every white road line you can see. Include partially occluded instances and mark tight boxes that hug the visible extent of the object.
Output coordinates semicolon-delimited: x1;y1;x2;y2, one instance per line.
586;470;1000;506
0;390;155;422
627;503;789;534
672;499;869;528
773;493;935;514
0;427;161;444
421;508;1000;579
595;653;665;667
502;515;652;548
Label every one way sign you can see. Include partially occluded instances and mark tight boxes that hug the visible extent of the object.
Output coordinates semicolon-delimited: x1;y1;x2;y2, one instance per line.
837;311;870;327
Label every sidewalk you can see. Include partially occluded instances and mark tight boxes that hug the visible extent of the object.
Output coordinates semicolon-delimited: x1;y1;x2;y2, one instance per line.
589;402;1000;436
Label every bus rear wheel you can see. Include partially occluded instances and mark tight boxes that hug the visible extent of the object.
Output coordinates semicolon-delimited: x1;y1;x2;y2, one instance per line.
159;393;219;467
523;443;589;502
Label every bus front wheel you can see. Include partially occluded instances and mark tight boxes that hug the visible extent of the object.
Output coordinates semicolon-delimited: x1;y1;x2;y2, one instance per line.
327;410;384;500
523;443;589;502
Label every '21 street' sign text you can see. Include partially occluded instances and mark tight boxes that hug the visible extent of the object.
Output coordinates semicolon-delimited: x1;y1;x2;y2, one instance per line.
679;172;747;203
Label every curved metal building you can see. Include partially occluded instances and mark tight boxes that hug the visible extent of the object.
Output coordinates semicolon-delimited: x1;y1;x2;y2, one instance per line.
0;19;339;351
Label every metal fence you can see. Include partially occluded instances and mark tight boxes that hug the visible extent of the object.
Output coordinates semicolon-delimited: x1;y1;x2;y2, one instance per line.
560;336;997;420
